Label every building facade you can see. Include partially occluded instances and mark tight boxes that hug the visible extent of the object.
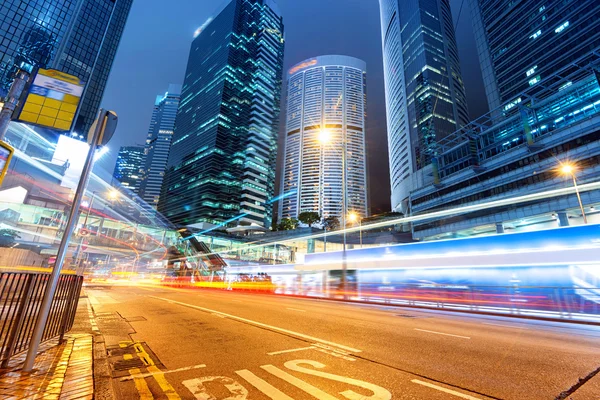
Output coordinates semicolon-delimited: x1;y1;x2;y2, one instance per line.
411;54;600;240
280;55;368;223
469;0;600;112
159;0;285;228
378;0;469;213
139;84;181;209
113;146;145;194
0;0;132;135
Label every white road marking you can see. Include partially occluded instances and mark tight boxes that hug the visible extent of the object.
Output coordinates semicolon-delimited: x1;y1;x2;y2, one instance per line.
120;364;207;382
261;365;338;400
236;369;294;400
267;346;315;356
286;308;306;312
212;313;227;319
414;328;471;339
150;296;361;353
412;379;482;399
284;360;392;399
483;322;529;330
183;376;248;399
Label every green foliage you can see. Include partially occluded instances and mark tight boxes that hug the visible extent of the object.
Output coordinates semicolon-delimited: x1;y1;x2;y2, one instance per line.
0;229;20;247
323;216;340;231
298;211;321;227
278;218;299;231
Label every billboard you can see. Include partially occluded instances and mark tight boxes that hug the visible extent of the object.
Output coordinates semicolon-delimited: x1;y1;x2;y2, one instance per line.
16;69;85;132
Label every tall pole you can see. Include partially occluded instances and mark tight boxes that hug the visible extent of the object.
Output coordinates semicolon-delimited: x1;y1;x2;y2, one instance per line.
23;109;107;372
0;67;32;141
571;174;588;224
341;136;348;299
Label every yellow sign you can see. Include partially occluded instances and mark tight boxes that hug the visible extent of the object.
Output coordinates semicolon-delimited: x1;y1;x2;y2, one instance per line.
0;141;14;186
16;69;85;131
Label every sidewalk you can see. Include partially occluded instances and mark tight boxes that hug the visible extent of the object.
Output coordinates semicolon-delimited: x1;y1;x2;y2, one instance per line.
0;290;98;400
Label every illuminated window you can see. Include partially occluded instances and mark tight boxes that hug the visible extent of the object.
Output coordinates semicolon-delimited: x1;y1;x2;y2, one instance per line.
529;30;542;40
555;21;569;34
526;66;538;77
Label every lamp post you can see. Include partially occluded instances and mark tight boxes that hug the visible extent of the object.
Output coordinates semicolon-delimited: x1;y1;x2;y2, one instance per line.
348;212;362;248
319;129;348;298
560;163;588;224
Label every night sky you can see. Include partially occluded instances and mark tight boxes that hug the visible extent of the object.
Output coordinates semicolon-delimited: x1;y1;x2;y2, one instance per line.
98;0;488;214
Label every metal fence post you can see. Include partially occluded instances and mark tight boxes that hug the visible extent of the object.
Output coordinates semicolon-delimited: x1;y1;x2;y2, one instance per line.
1;275;35;368
58;276;82;343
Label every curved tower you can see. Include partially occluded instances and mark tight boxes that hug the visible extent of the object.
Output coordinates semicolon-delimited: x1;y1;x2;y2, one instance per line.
280;55;368;222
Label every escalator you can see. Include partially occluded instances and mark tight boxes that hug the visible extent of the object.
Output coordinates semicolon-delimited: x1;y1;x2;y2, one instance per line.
180;229;228;272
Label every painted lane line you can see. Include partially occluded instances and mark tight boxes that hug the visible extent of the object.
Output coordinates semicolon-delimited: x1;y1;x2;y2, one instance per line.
414;328;471;339
483;322;529;330
412;379;482;400
267;346;315;356
150;296;362;353
261;365;339;400
286;307;306;312
236;369;295;400
129;367;154;399
313;347;356;361
212;313;227;319
120;364;207;382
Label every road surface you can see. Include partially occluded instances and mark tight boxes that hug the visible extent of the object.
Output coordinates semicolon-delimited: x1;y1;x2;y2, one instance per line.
84;284;600;399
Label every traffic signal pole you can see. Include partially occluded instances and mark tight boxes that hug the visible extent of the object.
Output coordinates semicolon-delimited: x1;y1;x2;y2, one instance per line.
23;109;108;371
0;67;31;141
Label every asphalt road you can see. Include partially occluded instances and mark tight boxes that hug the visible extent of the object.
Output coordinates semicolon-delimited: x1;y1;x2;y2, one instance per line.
85;284;600;400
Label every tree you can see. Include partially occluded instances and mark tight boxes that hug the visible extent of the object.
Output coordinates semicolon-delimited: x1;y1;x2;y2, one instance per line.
0;229;20;247
278;218;299;231
298;211;321;228
322;216;340;231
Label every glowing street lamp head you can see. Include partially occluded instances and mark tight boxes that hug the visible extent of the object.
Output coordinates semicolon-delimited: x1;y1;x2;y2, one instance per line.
319;129;331;144
348;212;359;223
560;163;575;175
108;189;120;200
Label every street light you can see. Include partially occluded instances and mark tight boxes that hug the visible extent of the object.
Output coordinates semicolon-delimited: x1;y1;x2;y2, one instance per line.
348;211;362;248
560;163;588;224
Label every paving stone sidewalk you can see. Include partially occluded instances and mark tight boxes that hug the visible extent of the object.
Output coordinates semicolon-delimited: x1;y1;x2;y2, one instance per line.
0;290;100;400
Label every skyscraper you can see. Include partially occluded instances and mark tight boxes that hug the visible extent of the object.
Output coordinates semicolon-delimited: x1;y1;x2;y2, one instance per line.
378;0;469;213
0;0;133;134
139;84;181;209
280;55;368;222
469;0;600;111
159;0;284;228
113;146;145;194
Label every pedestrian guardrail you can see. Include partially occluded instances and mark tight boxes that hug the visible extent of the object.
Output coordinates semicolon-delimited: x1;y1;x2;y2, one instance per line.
0;272;83;367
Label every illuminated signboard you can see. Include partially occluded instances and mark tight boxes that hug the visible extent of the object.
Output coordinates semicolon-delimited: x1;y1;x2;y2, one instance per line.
0;141;14;186
289;59;318;75
16;69;85;131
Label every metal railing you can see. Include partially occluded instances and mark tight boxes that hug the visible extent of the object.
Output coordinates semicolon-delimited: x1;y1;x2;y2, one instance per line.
0;272;83;367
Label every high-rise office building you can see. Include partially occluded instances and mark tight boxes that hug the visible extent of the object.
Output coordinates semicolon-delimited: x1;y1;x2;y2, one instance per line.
0;0;133;134
280;55;368;222
159;0;284;228
469;0;600;111
378;0;469;213
139;84;181;209
113;146;145;194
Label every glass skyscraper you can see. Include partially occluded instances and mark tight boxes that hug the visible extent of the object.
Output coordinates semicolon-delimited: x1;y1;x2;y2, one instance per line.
378;0;469;213
159;0;285;228
113;145;145;194
0;0;132;135
139;84;181;209
280;55;368;222
469;0;600;111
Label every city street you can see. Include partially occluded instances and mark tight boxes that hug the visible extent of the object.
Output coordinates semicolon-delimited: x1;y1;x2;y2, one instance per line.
85;284;600;399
